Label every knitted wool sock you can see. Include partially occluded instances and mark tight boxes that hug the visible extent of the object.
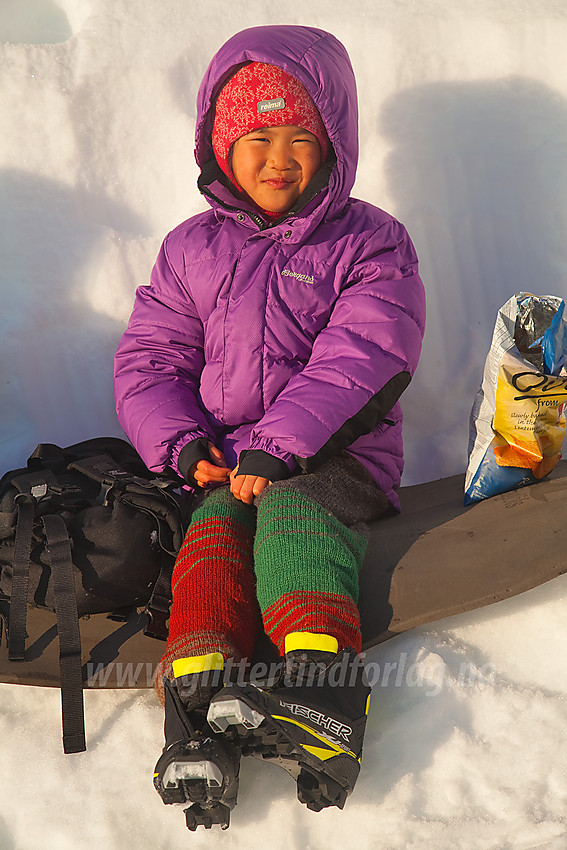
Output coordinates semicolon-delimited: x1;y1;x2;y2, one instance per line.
253;488;367;655
154;486;259;704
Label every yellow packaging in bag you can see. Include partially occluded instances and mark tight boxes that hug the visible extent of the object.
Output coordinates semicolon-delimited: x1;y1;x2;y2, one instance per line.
493;349;567;478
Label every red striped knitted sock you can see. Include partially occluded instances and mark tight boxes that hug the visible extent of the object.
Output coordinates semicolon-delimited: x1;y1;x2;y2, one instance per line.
254;488;366;655
154;486;259;703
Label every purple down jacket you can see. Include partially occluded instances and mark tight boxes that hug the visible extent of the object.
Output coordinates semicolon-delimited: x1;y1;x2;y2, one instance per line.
114;25;426;508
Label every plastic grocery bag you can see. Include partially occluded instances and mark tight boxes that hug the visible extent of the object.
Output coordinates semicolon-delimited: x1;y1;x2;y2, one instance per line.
464;292;567;505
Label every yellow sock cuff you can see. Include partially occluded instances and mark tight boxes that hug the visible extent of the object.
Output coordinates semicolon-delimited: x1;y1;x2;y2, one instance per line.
284;632;339;655
172;652;225;678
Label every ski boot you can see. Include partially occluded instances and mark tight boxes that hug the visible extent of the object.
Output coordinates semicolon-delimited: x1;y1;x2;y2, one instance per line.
153;654;240;831
206;633;371;812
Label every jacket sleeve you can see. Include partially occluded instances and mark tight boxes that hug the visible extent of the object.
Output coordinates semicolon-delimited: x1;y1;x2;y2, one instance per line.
114;236;215;474
242;219;426;472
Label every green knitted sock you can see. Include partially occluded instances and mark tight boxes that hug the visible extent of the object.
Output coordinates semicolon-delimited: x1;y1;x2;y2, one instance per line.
253;488;366;654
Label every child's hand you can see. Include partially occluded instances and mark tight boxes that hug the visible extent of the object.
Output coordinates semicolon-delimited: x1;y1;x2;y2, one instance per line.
230;466;271;504
190;442;231;488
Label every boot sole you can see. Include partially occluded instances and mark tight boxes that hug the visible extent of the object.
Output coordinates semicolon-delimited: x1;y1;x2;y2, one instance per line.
207;688;360;810
154;738;239;829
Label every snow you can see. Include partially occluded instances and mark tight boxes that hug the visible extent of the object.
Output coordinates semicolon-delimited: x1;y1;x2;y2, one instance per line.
1;1;567;847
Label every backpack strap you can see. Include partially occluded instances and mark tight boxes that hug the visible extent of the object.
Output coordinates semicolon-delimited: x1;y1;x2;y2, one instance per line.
6;485;86;753
0;596;6;646
144;551;173;641
6;470;59;662
41;514;86;754
10;469;58;497
68;454;145;488
7;497;35;661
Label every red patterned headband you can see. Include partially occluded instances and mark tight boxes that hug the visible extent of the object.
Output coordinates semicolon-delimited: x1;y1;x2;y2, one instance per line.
212;62;329;176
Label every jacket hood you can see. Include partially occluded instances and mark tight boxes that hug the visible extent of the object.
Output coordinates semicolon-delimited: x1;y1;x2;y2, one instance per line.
194;25;359;220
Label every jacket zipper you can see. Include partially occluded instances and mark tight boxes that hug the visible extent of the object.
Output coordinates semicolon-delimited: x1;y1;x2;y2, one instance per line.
200;184;268;230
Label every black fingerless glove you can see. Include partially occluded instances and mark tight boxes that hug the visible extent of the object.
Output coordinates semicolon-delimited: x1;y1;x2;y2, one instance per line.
236;449;294;482
177;437;212;486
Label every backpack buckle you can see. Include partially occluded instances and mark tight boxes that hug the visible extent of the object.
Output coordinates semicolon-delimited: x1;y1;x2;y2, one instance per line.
144;606;169;641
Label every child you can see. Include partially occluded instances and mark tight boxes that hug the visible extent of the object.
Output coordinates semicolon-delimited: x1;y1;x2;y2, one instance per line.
114;24;425;830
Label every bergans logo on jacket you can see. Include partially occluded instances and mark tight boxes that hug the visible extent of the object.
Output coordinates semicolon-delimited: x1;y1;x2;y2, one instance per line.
114;25;426;509
282;269;316;285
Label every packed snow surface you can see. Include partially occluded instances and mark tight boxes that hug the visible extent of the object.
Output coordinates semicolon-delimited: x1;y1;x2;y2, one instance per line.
1;1;567;847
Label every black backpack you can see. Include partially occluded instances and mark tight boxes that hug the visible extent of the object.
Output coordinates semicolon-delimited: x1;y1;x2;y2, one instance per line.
0;437;190;753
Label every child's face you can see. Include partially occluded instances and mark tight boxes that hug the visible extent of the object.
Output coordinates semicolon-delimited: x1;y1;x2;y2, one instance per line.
231;125;323;213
